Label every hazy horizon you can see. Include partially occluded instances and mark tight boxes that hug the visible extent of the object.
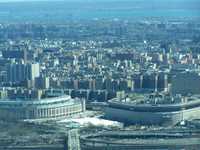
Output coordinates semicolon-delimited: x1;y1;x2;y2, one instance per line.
0;0;199;23
0;0;199;2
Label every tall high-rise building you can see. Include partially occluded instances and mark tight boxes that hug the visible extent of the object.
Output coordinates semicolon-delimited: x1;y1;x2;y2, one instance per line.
171;71;200;95
6;61;26;83
35;76;50;89
26;63;40;81
6;62;40;84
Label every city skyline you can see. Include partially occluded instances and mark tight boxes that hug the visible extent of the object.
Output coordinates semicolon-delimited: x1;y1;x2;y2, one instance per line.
0;0;199;149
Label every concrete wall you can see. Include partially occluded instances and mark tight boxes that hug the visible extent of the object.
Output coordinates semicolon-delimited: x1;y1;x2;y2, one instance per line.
105;106;200;125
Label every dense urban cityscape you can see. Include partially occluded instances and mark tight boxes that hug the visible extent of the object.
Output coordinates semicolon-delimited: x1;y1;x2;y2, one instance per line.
0;0;200;149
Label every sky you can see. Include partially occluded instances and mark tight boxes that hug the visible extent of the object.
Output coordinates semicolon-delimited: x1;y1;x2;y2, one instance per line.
0;0;46;1
0;0;199;8
3;0;59;1
0;0;197;1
